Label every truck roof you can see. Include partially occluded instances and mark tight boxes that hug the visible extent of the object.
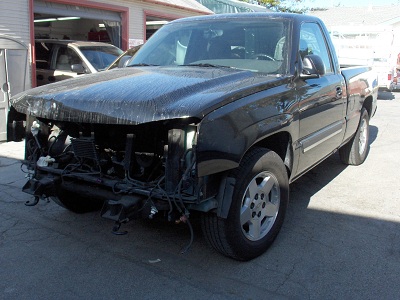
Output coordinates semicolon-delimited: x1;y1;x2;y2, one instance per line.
169;12;322;24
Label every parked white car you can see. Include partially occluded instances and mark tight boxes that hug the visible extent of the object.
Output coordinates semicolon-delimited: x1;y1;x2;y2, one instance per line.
35;39;122;86
372;57;395;91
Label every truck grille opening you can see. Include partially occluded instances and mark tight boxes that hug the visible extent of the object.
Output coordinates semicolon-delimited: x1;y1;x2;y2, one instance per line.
71;138;99;161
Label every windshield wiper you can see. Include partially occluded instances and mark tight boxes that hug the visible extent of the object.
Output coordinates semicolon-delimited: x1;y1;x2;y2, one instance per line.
183;63;232;68
128;63;159;67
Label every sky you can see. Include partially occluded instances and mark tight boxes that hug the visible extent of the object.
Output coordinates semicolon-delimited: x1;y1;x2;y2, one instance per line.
295;0;400;9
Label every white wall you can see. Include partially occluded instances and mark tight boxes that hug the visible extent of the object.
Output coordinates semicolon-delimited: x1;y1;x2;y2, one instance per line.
0;0;31;89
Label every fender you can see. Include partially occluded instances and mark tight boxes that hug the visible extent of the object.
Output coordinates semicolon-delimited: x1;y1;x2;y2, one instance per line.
196;85;298;177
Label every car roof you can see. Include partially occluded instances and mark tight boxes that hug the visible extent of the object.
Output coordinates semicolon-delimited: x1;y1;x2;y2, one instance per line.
35;39;118;48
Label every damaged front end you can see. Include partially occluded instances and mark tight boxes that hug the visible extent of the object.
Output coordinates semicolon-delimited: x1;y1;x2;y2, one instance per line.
22;116;217;235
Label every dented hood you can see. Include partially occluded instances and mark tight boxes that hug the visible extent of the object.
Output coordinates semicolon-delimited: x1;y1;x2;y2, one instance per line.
11;66;283;125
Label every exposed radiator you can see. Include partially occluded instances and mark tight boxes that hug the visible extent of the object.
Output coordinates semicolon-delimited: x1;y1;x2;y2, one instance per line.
71;138;99;161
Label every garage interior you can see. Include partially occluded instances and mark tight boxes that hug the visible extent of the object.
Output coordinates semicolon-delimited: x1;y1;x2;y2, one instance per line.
34;1;176;49
145;17;170;40
34;1;123;48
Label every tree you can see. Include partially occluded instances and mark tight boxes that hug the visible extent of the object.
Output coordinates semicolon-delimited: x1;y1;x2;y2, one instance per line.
241;0;309;13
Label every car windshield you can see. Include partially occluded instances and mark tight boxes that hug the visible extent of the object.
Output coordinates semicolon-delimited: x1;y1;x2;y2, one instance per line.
129;17;290;74
80;46;123;71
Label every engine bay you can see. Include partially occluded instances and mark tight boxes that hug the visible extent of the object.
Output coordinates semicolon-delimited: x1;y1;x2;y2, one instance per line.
21;117;220;231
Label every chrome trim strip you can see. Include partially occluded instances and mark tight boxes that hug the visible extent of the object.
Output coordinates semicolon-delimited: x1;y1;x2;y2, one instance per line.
300;121;343;153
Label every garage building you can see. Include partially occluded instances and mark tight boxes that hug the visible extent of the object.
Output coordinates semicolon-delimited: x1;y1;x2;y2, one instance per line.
0;0;212;141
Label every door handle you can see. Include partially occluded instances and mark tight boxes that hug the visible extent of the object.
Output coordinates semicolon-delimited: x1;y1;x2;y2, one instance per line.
1;82;9;93
336;86;343;98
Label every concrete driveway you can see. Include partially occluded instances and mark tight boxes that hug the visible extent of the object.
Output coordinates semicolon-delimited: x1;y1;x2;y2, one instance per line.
0;91;399;299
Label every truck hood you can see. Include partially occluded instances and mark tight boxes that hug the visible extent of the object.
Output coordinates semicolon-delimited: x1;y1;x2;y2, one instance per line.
11;66;288;125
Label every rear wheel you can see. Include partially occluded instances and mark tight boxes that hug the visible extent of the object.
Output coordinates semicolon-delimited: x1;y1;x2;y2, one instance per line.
201;148;289;261
339;108;370;165
51;190;103;214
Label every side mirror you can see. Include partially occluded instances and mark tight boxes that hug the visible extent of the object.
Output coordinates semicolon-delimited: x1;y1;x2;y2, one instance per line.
300;54;325;79
71;64;86;74
118;56;132;68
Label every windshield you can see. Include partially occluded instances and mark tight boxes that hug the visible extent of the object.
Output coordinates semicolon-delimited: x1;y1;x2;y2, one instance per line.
129;18;290;74
107;45;142;70
80;46;123;71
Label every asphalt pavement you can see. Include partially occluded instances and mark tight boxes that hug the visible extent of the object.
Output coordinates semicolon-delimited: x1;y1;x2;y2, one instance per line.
1;90;399;300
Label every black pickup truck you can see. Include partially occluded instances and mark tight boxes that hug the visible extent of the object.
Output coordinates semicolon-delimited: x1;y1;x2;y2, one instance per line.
10;13;377;261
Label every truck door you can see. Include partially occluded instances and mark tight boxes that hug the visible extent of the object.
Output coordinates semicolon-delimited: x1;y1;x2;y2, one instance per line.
52;45;83;83
36;43;83;86
296;22;346;175
35;41;55;87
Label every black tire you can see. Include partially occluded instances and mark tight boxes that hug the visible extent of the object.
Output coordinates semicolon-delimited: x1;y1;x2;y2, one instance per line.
201;148;289;261
51;190;103;214
339;108;370;165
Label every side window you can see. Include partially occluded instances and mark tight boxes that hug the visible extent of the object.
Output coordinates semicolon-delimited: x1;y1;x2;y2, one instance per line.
55;46;82;71
35;42;53;70
300;23;333;74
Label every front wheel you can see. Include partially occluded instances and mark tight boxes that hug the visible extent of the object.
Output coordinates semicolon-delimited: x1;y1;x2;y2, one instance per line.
339;108;370;165
201;148;289;261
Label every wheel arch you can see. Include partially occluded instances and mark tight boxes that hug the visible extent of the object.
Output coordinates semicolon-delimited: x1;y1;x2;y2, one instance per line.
249;131;293;178
215;130;293;219
362;95;374;118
